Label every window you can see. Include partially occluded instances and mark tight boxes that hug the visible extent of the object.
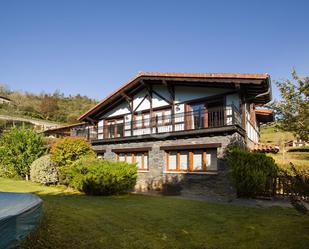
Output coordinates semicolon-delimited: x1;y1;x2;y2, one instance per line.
166;150;211;172
190;103;205;129
154;109;172;126
117;151;149;170
134;113;151;128
105;118;124;138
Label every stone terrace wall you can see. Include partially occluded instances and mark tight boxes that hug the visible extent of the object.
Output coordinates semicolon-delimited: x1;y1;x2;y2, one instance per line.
93;132;244;200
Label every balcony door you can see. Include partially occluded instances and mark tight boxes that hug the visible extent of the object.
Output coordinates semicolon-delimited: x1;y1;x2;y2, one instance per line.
206;100;224;127
185;103;207;130
185;98;224;130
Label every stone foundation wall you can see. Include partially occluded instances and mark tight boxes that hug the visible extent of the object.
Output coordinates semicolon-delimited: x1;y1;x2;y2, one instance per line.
93;132;244;199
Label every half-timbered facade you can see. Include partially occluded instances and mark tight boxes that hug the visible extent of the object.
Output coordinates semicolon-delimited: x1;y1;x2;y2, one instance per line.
78;72;272;196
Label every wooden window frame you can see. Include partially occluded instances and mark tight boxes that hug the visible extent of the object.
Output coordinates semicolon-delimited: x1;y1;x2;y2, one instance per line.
153;108;172;126
165;150;208;172
105;117;125;138
133;113;151;129
116;151;149;171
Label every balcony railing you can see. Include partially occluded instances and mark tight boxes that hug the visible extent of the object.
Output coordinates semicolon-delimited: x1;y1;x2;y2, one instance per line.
95;105;241;140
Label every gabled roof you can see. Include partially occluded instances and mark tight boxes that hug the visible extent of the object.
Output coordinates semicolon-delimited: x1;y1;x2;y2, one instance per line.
79;71;271;122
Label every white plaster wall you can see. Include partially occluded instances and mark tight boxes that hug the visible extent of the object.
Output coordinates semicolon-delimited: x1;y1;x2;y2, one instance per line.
152;85;171;108
133;89;150;111
174;103;185;131
247;121;259;143
98;120;104;139
175;86;229;103
124;114;131;137
103;101;131;118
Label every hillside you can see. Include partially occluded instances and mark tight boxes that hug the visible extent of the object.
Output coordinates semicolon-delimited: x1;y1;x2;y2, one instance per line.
260;124;308;175
0;86;97;124
260;124;294;145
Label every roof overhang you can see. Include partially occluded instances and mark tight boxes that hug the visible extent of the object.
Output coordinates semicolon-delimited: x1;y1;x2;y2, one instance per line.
255;109;273;123
43;122;86;134
79;72;271;122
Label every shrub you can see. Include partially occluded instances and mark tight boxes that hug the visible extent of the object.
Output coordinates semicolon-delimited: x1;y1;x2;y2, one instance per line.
287;146;309;152
62;158;137;195
50;137;95;167
228;147;278;197
0;127;46;179
30;155;58;185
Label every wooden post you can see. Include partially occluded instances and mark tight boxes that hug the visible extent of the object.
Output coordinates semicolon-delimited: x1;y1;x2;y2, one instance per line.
147;84;153;134
241;100;246;130
204;109;208;128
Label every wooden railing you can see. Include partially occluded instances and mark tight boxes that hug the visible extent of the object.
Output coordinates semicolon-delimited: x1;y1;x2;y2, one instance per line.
98;105;241;140
261;176;308;200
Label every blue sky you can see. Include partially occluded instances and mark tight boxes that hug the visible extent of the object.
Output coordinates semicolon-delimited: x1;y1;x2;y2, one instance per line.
0;0;308;100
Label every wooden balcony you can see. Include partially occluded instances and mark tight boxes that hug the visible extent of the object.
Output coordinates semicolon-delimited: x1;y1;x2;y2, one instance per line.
86;105;243;144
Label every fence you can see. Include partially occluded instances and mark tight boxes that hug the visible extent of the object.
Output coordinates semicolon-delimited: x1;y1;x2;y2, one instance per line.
261;175;308;200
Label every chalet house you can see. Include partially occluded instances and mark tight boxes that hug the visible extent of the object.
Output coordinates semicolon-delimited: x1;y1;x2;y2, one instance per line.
77;72;272;196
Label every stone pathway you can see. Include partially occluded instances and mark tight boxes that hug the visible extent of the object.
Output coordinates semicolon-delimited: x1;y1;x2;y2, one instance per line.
175;194;293;208
141;191;294;208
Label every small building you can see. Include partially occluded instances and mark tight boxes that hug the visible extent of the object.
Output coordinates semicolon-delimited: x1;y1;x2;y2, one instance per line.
284;139;309;147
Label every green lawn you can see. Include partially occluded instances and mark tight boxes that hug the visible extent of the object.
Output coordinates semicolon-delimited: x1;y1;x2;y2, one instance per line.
1;178;308;249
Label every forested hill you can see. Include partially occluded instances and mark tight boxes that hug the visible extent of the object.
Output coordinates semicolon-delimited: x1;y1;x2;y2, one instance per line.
0;85;98;124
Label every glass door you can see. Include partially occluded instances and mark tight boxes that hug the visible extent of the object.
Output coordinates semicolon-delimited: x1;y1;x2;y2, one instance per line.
190;103;205;129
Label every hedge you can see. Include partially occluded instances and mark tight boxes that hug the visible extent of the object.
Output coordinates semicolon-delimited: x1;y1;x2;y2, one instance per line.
228;147;278;197
62;158;137;195
287;146;309;152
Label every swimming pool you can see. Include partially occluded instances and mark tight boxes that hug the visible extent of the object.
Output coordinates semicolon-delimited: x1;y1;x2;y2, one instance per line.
0;192;42;249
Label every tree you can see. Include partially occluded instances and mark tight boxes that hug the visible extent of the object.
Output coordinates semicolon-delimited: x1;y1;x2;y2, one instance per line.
0;127;46;179
0;83;10;96
40;94;59;119
50;137;96;168
271;70;309;140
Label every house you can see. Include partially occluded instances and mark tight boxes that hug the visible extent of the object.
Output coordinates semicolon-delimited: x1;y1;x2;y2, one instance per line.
77;72;272;196
284;139;309;148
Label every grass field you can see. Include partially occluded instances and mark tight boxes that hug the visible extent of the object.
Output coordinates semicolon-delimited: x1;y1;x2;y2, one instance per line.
1;178;309;249
269;151;309;175
259;125;294;145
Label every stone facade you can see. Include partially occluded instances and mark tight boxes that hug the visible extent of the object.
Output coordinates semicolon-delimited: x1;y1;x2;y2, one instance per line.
93;131;245;200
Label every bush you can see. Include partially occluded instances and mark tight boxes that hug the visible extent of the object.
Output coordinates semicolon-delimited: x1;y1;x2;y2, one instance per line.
228;147;278;197
50;137;95;167
30;155;58;185
0;127;46;179
62;158;137;195
287;146;309;152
